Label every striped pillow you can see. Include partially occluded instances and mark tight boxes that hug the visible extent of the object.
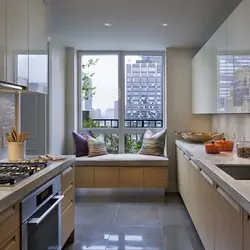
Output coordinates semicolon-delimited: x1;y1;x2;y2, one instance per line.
138;129;166;156
86;135;108;157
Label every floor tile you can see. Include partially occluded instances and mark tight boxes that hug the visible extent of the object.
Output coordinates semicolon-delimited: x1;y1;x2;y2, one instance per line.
75;203;119;226
163;225;199;250
106;225;164;250
114;203;161;227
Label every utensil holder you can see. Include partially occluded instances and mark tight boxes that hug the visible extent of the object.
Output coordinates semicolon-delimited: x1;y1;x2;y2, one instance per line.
8;142;26;162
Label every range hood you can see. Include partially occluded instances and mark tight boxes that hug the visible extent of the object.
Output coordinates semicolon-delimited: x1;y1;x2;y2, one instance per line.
0;81;27;93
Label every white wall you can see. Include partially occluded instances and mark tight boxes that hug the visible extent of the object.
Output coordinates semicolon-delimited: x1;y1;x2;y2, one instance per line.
49;43;67;154
167;48;212;191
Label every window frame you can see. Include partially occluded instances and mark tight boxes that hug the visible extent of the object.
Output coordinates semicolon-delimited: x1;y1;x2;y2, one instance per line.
77;51;166;153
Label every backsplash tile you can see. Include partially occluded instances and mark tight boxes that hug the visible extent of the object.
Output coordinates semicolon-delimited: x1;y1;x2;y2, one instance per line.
212;114;250;141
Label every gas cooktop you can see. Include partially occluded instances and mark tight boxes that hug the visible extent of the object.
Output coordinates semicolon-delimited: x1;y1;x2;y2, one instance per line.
0;160;48;186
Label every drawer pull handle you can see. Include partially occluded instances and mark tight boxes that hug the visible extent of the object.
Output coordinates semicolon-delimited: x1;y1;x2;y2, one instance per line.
200;170;213;185
217;187;240;213
184;154;189;160
62;166;73;176
190;160;199;170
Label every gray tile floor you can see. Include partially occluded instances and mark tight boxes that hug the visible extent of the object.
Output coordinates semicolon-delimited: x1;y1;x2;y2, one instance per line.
63;189;204;250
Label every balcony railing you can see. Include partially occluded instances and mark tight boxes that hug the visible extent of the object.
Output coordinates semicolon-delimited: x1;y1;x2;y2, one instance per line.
82;119;163;128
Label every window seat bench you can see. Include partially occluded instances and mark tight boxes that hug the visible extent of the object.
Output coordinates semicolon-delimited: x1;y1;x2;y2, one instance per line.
74;154;169;188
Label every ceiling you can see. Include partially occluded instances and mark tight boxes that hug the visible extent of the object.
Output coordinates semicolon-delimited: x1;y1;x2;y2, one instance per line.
50;0;242;50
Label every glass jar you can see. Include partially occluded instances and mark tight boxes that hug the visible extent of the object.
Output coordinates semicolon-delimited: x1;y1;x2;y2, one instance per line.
237;138;250;158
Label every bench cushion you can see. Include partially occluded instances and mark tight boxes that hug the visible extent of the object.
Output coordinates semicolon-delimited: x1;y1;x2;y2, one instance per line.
75;154;169;167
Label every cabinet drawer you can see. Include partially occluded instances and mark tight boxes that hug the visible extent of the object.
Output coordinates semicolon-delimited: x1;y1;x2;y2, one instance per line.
143;168;168;188
95;167;119;188
62;166;74;191
0;229;20;250
62;201;74;247
119;168;143;188
0;203;20;245
62;183;75;211
75;167;95;188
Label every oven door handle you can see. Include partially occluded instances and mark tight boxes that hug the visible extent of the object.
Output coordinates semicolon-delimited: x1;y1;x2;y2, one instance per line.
28;195;64;226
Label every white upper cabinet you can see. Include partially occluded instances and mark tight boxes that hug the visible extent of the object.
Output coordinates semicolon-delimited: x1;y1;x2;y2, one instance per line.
0;0;6;81
6;0;29;86
192;0;250;113
0;0;48;94
28;0;49;94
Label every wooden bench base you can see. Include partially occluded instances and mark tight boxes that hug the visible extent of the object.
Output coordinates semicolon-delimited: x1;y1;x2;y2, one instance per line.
75;166;168;188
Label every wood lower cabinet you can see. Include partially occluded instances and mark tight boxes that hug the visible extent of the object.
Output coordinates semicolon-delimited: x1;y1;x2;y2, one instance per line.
214;187;243;250
75;166;168;188
95;167;119;188
143;167;168;188
0;202;20;245
0;229;20;250
244;211;250;250
61;166;75;248
75;167;95;188
119;168;143;188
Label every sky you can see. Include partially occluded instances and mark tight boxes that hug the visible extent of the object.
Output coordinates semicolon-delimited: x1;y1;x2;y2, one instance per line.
81;54;142;112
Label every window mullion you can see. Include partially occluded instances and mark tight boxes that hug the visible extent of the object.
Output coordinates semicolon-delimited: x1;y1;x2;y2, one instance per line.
119;52;125;153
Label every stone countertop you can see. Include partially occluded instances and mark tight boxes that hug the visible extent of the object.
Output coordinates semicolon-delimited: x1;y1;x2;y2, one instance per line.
0;156;76;213
176;140;250;214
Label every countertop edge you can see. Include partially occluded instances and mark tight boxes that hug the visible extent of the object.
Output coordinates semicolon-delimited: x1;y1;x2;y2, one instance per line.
0;156;76;213
176;140;250;214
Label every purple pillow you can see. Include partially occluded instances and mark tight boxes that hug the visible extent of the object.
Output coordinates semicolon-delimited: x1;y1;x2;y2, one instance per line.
72;132;92;157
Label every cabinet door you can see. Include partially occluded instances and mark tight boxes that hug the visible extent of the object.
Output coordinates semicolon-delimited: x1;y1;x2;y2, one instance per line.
0;229;20;250
197;170;215;250
6;0;29;85
143;167;168;188
176;147;189;203
62;201;74;247
214;187;243;250
28;0;48;93
226;0;250;113
119;168;143;188
244;211;250;250
186;160;200;228
95;167;119;188
0;0;6;81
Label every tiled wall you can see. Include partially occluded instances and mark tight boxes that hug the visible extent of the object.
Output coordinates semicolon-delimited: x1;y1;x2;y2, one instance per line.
212;114;250;141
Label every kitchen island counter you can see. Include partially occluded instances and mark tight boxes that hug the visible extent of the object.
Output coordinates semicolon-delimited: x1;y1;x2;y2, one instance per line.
0;156;75;213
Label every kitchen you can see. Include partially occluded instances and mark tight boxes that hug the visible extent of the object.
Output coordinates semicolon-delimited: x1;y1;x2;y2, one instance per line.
0;0;250;249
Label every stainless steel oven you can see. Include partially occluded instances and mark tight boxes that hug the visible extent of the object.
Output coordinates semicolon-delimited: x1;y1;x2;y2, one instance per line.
21;175;64;250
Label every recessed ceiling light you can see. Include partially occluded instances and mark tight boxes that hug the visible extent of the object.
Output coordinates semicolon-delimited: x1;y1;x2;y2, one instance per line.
104;23;112;27
161;23;168;27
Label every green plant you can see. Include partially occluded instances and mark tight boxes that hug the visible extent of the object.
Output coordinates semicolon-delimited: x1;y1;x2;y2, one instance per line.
82;59;98;100
82;118;99;128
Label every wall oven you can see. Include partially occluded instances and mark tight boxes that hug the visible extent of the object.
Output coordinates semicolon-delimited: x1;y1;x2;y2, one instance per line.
21;175;64;250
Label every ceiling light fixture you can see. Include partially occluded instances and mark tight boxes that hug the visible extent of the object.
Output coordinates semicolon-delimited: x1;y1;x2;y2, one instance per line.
104;23;112;27
161;23;168;27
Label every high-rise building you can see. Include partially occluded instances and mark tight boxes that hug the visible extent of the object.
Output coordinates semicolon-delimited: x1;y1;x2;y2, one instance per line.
125;56;163;120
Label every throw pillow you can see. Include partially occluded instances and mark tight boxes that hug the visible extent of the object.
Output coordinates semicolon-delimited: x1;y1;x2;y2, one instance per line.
86;135;108;157
72;132;89;157
138;129;166;156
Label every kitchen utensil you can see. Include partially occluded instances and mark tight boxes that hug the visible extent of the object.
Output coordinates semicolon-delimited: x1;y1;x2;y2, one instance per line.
175;131;224;143
10;127;18;142
215;138;234;152
205;141;221;154
5;133;14;142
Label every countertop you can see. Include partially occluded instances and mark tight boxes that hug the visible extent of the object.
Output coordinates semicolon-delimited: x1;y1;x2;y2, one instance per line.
0;156;76;213
176;140;250;214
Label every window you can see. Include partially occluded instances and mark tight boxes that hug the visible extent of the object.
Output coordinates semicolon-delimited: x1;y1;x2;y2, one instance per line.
78;52;165;153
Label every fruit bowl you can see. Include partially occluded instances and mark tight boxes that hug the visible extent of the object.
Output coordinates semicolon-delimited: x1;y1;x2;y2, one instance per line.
175;131;224;143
